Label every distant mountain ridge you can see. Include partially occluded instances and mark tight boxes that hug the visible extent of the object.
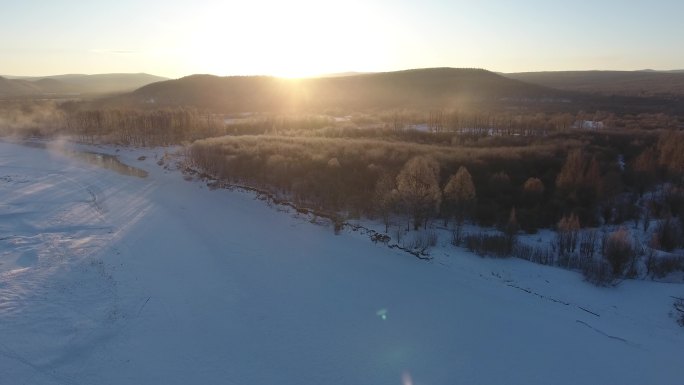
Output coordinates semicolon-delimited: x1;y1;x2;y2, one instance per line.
504;70;684;97
0;73;168;98
116;68;566;112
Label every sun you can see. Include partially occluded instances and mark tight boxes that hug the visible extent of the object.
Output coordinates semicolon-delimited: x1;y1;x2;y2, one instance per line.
178;0;389;78
271;64;326;80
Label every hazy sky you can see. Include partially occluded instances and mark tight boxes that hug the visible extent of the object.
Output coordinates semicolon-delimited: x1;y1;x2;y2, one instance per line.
2;0;683;78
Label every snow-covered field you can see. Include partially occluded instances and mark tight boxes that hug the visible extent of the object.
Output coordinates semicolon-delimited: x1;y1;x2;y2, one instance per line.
1;140;683;385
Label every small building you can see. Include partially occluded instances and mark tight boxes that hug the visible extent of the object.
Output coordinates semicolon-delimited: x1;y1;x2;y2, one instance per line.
573;120;605;130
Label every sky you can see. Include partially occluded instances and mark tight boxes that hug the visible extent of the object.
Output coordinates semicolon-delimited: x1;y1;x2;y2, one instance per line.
1;0;684;78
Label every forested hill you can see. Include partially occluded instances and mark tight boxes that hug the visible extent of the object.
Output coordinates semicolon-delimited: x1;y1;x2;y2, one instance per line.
0;73;167;98
505;70;684;97
118;68;568;112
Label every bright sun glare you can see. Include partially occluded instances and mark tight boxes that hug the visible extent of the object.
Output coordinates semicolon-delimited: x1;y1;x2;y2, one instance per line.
181;0;392;78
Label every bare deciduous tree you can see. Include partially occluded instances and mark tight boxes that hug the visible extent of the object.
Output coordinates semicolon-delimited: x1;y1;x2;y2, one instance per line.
375;172;398;233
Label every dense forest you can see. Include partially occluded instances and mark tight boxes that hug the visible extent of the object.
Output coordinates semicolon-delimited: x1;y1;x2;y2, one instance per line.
186;127;684;285
187;129;683;229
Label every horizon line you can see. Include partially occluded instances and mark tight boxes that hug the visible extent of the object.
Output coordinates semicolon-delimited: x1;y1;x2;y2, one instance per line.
3;67;684;80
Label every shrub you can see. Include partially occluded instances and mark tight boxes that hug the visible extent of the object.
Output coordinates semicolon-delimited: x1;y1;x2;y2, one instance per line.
556;213;580;256
426;231;439;247
582;258;614;286
603;227;634;276
675;299;684;327
650;256;684;279
579;230;599;260
332;216;344;235
451;223;464;246
394;226;405;243
404;231;438;252
653;217;682;252
464;232;511;258
512;244;553;265
664;186;684;218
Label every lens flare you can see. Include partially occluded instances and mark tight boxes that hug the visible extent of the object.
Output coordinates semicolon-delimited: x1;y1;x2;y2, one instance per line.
402;371;413;385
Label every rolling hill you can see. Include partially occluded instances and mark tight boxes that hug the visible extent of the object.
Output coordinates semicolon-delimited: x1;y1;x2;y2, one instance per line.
505;71;684;97
0;73;168;98
120;68;568;112
0;76;43;97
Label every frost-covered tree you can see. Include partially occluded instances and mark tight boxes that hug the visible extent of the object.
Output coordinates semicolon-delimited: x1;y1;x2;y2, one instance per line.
443;166;476;225
396;156;442;230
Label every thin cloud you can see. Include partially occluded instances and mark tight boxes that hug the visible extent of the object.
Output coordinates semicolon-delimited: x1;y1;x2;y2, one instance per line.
90;49;139;55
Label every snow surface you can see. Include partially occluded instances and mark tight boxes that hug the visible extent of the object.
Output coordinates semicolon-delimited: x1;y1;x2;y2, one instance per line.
1;140;683;385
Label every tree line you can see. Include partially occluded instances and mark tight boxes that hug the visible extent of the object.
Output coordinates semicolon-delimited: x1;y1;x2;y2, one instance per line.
63;108;223;146
188;130;682;233
0;101;224;146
